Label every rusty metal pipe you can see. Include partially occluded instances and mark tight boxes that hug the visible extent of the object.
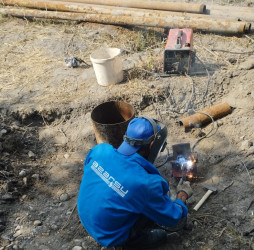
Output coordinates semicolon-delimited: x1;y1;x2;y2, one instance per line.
180;103;231;129
0;0;207;18
0;7;250;34
49;0;206;14
207;4;254;22
2;0;253;25
91;101;135;148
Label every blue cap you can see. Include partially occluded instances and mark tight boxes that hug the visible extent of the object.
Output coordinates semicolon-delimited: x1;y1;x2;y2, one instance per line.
117;117;160;156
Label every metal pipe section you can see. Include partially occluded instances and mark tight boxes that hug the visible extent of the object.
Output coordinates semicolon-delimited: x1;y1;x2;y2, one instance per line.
179;103;231;129
2;0;253;24
49;0;206;14
91;101;135;148
0;0;206;18
207;4;254;22
0;7;251;34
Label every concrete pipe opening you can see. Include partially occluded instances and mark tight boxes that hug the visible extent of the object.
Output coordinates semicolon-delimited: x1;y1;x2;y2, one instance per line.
91;101;135;148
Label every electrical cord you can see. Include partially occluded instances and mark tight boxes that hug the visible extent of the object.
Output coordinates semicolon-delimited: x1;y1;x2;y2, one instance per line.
156;147;170;169
191;110;218;152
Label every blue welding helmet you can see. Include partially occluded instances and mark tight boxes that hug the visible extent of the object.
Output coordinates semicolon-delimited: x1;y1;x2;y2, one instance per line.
117;116;168;163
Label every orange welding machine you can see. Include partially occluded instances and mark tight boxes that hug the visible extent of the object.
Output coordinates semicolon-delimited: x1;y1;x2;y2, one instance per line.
164;28;194;74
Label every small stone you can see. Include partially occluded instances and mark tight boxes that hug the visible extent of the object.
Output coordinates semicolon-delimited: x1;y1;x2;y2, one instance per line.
1;129;7;134
228;58;237;64
60;193;69;202
238;56;254;70
72;246;82;250
32;174;40;180
81;242;88;249
240;140;252;151
21;195;27;200
73;239;82;245
50;224;58;230
2;193;14;201
64;154;70;159
28;151;35;158
208;240;214;246
222;207;227;211
41;232;50;236
19;170;27;177
193;221;198;227
247;147;254;156
227;71;233;77
84;235;95;243
197;241;205;246
183;240;191;248
217;120;223;127
15;225;21;231
15;217;21;222
13;230;22;238
23;177;28;186
13;245;18;250
240;136;245;140
34;220;42;226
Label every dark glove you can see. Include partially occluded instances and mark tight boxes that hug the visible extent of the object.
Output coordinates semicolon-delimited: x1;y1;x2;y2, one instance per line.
177;178;193;198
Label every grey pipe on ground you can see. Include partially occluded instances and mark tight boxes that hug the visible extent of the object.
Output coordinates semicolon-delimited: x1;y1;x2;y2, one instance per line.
206;4;254;23
0;1;251;34
0;0;208;18
50;0;206;14
2;0;253;23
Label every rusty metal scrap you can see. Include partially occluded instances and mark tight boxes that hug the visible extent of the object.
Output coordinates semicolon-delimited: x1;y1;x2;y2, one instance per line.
0;6;251;34
180;103;232;129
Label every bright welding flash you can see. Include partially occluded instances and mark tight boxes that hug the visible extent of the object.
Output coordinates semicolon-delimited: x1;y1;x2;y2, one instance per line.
186;160;193;169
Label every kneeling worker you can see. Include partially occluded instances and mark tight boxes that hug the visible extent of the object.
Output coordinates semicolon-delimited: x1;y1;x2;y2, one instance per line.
77;116;193;249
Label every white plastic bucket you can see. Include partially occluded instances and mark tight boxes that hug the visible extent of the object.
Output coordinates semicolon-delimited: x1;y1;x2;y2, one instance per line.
90;48;123;86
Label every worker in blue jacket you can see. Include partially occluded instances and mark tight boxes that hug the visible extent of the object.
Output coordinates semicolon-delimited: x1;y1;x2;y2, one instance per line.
77;116;193;249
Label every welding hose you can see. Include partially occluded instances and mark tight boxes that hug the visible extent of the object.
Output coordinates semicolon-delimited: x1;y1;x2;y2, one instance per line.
156;147;170;169
191;110;218;152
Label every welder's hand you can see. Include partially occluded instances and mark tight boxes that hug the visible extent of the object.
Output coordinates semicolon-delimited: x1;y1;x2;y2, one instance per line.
177;178;193;198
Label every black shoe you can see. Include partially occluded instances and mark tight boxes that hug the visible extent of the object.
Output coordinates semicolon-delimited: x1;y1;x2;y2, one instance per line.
124;229;167;250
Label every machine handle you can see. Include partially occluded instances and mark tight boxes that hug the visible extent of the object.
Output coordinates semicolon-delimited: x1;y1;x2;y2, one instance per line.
193;189;213;211
175;30;183;49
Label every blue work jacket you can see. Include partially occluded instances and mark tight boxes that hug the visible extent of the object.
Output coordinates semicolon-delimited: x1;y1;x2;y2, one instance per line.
77;143;188;247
